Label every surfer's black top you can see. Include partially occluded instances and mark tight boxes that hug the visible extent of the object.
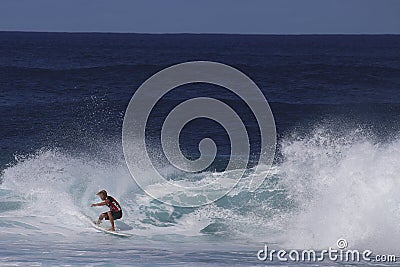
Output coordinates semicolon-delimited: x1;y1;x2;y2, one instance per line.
106;196;122;213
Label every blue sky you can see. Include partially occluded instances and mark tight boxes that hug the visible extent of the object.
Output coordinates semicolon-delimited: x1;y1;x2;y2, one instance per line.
0;0;399;34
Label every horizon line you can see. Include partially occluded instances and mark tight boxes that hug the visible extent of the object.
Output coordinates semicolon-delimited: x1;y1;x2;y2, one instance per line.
1;30;399;36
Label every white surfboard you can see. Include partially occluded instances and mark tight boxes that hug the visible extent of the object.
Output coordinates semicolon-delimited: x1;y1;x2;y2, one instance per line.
90;221;132;237
78;213;132;237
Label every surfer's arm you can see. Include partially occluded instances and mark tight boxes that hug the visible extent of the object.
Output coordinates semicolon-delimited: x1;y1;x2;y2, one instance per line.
91;201;106;207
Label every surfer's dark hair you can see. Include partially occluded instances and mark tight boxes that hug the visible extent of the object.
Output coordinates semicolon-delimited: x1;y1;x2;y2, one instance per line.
96;190;107;197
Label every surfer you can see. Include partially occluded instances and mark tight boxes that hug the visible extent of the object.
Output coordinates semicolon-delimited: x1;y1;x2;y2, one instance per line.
91;190;122;231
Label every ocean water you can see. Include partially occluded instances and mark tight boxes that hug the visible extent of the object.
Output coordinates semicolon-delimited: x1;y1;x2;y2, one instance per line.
1;32;400;266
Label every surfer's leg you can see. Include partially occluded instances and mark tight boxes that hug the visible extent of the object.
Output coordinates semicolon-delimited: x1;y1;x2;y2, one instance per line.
107;211;115;231
96;213;106;225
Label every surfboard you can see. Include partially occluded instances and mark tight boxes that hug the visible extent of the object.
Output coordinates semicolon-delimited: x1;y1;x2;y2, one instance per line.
90;221;132;237
78;213;132;237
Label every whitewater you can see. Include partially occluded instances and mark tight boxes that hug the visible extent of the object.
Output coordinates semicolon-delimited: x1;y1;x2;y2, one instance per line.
1;128;399;265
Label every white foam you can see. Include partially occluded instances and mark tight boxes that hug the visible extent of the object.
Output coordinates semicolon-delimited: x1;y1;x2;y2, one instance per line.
1;129;398;254
278;129;400;253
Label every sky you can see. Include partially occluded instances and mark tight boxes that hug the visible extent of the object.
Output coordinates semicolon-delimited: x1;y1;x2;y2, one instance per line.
0;0;399;34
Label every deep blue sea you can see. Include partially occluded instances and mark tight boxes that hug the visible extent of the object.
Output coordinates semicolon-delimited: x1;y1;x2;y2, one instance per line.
1;32;400;266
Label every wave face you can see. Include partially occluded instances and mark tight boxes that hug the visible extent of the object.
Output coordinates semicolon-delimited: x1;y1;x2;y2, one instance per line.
1;128;400;254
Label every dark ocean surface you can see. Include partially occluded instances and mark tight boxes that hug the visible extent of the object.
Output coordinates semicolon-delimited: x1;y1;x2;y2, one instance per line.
0;32;399;266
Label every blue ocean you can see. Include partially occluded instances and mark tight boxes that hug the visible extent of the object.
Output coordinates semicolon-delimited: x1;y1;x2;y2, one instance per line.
1;32;400;266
